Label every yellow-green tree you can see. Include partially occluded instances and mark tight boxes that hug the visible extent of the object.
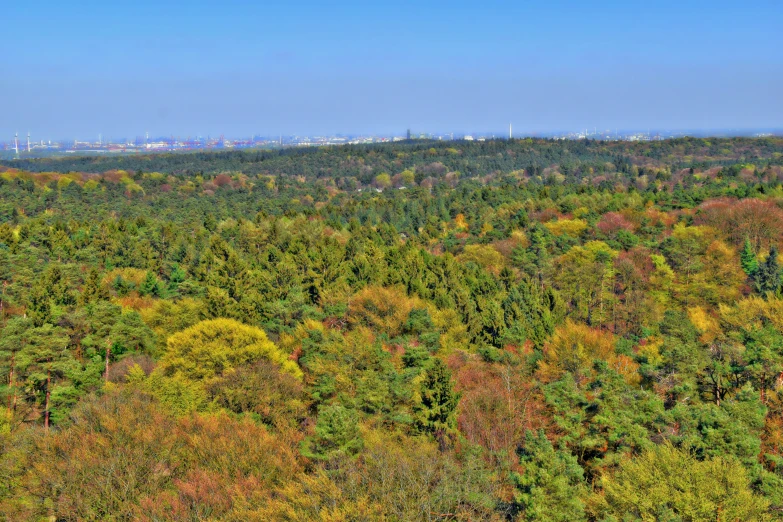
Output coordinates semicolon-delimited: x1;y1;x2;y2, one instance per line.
537;320;639;385
458;244;506;275
373;173;391;189
553;241;618;326
689;240;745;306
595;443;770;521
544;218;588;238
159;318;302;383
347;285;423;337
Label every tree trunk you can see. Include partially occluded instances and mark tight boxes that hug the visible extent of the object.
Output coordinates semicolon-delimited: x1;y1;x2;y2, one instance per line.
7;354;16;414
105;339;111;382
44;370;51;431
714;376;721;407
436;428;447;452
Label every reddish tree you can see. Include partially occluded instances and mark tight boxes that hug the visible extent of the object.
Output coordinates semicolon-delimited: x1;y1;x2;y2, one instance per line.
213;173;232;187
597;212;635;235
696;198;783;251
453;357;550;459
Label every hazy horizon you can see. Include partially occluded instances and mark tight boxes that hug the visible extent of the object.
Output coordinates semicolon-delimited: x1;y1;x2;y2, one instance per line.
4;127;783;146
2;0;781;139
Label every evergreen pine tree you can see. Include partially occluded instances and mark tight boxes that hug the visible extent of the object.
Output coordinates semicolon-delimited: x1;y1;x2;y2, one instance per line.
167;264;187;294
79;268;109;305
753;246;781;295
139;271;163;298
740;237;759;276
512;430;587;522
413;358;460;449
16;324;77;428
27;282;52;327
301;404;363;460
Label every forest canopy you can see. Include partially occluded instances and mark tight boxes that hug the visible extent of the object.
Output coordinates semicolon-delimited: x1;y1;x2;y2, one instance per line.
2;137;783;520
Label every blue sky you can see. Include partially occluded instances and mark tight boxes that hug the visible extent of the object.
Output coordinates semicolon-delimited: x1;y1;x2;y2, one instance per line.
1;0;781;139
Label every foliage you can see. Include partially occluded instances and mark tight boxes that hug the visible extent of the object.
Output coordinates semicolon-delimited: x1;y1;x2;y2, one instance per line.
754;246;781;296
160;318;302;383
413;358;460;447
2;138;783;519
595;443;770;521
512;430;587;521
301;403;363;460
538;320;638;385
742;237;760;275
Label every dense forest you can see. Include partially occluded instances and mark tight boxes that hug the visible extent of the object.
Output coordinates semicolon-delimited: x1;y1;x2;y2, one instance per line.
2;137;783;520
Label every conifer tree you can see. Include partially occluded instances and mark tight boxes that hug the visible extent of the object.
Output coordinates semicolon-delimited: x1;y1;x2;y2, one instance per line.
740;237;759;276
0;317;32;416
753;246;781;296
27;282;52;327
16;324;77;428
413;358;460;449
139;271;163;298
79;268;108;305
512;430;587;522
301;403;363;460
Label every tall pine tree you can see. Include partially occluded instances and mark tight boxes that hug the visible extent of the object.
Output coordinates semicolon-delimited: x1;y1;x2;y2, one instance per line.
413;358;460;449
16;324;77;429
512;430;587;522
753;246;781;296
740;237;759;276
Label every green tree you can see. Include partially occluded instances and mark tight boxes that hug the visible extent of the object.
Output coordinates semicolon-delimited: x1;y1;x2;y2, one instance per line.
16;324;78;428
81;303;155;382
413;358;460;449
139;271;164;298
302;403;363;460
79;268;109;305
0;318;33;418
167;264;187;295
743;327;783;403
671;384;765;470
512;430;587;522
27;281;52;327
754;246;781;296
502;279;559;347
108;311;157;359
741;237;759;276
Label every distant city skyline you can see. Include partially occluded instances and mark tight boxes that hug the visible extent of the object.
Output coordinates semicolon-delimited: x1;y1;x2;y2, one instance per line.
3;126;781;160
2;1;781;138
3;125;782;145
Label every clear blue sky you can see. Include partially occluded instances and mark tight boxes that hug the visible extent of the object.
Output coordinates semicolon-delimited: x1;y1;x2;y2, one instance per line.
2;0;781;139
